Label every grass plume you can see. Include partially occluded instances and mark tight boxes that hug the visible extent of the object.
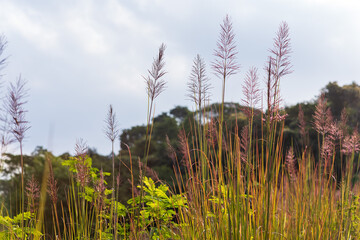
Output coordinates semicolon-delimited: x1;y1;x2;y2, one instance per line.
5;76;30;239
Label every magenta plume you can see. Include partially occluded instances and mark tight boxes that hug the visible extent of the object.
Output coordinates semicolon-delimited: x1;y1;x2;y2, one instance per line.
285;147;297;181
166;135;177;163
6;76;30;144
242;67;260;118
6;76;29;227
342;130;360;155
321;134;335;170
338;108;348;139
26;175;40;213
47;154;58;205
187;54;211;108
313;93;331;135
74;139;90;187
340;108;348;128
178;129;190;168
212;15;239;79
104;104;119;194
95;169;106;211
269;22;293;82
206;118;218;147
298;105;307;144
240;126;249;163
328;119;341;140
212;15;239;165
116;172;121;187
47;170;58;205
266;58;277;114
75;138;88;158
104;104;119;143
145;43;167;101
266;22;292;116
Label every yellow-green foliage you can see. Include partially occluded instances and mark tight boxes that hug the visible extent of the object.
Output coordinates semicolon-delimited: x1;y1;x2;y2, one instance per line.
128;176;187;239
0;212;42;239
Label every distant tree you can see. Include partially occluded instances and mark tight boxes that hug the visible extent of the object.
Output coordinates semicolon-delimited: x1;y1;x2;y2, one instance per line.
120;125;146;151
324;81;360;129
153;113;178;141
170;106;190;123
324;82;347;119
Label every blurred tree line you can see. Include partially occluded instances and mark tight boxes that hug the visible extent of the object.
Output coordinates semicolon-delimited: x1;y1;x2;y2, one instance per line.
1;81;360;233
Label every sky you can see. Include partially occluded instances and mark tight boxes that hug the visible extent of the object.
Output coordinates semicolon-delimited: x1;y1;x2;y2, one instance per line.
0;0;359;155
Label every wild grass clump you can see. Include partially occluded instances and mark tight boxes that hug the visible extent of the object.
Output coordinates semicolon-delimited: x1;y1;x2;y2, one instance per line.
1;15;360;240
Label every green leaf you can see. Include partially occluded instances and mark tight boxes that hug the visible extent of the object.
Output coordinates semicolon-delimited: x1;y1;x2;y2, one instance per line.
85;186;94;195
104;189;113;196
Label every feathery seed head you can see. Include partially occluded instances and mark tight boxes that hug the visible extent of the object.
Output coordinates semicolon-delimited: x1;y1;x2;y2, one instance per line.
338;108;348;139
26;175;40;213
266;22;292;116
240;126;249;163
104;104;119;142
74;139;90;187
313;93;331;135
187;54;211;107
116;172;121;187
269;22;293;81
342;130;360;155
285;147;297;181
95;169;106;211
298;105;307;144
47;172;58;205
321;134;335;170
145;43;167;101
6;76;30;144
178;129;190;168
242;67;260;118
166;135;177;163
206;118;218;146
212;15;240;79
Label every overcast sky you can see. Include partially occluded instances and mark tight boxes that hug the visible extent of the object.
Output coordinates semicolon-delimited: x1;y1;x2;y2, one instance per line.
0;0;359;155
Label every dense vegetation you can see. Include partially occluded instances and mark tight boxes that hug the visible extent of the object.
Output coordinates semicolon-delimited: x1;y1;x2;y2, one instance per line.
1;16;360;239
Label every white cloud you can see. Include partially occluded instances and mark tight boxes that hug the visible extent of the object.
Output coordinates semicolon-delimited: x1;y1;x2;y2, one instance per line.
0;1;59;51
302;0;360;8
64;16;109;55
